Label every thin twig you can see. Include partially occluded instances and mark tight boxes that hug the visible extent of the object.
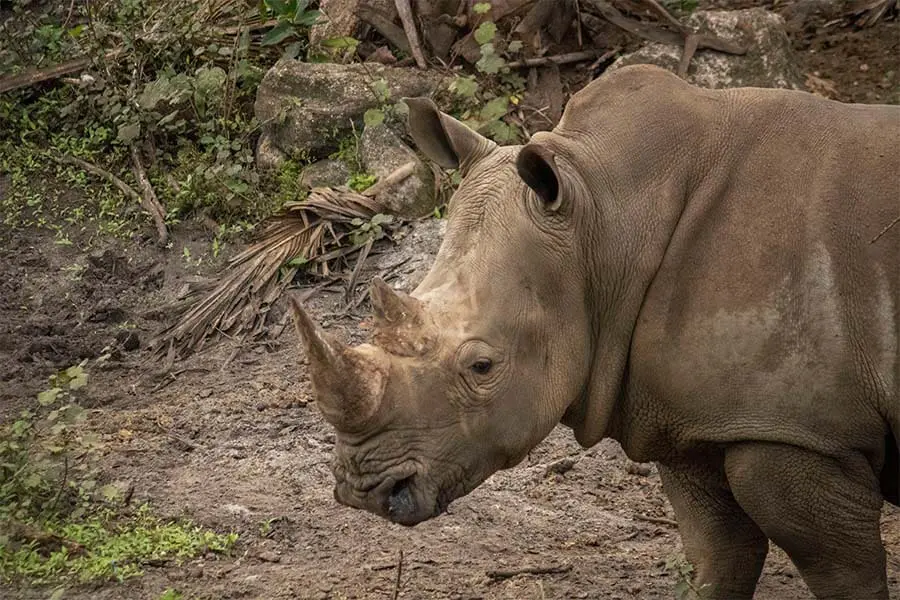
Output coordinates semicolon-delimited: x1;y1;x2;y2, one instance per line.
574;0;584;48
345;237;374;305
634;513;679;527
395;0;428;68
486;564;572;580
871;215;900;244
507;49;610;69
130;145;169;245
391;549;404;600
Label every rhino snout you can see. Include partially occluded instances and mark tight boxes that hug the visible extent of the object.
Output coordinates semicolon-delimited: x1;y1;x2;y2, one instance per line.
332;469;436;526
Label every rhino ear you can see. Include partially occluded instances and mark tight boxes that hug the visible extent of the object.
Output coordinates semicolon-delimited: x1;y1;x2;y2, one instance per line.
405;97;497;173
517;142;561;210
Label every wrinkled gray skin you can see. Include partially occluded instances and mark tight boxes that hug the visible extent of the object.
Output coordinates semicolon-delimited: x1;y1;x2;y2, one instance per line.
290;64;900;599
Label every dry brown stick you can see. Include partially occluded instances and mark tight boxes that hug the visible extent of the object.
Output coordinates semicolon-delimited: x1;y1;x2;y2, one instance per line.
676;33;700;78
871;214;900;244
391;549;404;600
395;0;428;68
0;49;121;95
345;237;374;305
634;513;679;527
130;145;169;245
583;0;746;55
506;49;609;69
362;160;417;197
52;152;142;205
359;4;412;54
574;0;584;47
640;0;688;32
487;564;573;580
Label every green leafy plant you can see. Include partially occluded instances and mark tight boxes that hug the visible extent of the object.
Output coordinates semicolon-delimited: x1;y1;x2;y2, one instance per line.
665;554;711;600
349;213;394;246
259;0;323;52
0;360;101;524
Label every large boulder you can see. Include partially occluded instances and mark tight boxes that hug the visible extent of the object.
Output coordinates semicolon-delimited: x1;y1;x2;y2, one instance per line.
309;0;397;47
359;124;438;218
254;60;444;163
609;8;804;90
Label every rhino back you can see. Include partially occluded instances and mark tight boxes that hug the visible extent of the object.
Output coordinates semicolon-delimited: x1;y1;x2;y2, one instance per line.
623;89;899;463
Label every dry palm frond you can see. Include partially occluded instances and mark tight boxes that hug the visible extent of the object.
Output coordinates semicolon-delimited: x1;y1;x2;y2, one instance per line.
149;186;396;364
847;0;899;26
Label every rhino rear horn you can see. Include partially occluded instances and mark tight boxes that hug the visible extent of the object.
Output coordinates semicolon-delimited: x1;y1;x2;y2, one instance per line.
405;97;497;174
288;295;387;432
370;278;423;327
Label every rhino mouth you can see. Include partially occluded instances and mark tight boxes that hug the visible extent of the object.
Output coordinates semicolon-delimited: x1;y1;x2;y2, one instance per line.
332;468;442;526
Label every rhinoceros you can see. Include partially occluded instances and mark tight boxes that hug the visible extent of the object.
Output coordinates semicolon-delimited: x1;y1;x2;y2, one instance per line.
289;64;900;599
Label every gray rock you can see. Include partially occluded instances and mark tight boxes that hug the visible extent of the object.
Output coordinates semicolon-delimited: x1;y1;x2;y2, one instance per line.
254;60;444;159
310;0;397;47
299;159;351;189
371;218;446;293
360;124;438;218
255;132;287;171
609;8;804;90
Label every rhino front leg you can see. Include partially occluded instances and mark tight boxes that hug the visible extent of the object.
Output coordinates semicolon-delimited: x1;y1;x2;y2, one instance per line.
725;442;888;600
658;462;768;599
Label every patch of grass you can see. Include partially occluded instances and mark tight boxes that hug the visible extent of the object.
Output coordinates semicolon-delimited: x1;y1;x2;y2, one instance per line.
0;505;238;584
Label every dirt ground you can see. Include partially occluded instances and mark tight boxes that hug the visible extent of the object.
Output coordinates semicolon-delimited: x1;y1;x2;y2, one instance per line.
2;4;899;600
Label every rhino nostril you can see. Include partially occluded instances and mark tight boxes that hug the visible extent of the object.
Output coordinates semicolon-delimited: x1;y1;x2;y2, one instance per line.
387;476;415;518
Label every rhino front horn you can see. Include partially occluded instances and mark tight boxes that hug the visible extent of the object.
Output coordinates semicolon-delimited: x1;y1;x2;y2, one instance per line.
370;278;423;327
288;295;388;433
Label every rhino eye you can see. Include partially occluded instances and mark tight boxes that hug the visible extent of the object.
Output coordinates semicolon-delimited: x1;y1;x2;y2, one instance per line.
470;359;493;375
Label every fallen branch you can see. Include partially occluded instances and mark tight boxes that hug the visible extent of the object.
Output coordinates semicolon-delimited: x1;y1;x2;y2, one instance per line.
362;160;417;197
676;33;700;78
0;49;121;95
582;0;746;59
487;564;573;580
395;0;428;68
507;48;611;69
634;513;679;527
51;153;145;216
359;4;412;55
130;145;169;245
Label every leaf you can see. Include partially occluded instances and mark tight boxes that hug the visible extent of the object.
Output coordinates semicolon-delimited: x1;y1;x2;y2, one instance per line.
38;388;61;406
476;44;505;74
363;108;385;128
473;2;492;14
261;22;296;46
474;22;497;45
450;76;479;98
99;484;122;502
371;78;391;102
296;9;323;27
265;0;288;15
283;41;303;59
117;122;141;144
480;96;509;121
321;36;359;49
194;66;228;96
65;365;87;390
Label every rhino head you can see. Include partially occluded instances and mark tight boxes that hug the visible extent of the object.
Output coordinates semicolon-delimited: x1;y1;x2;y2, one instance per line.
290;96;626;526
